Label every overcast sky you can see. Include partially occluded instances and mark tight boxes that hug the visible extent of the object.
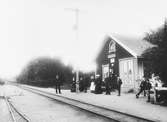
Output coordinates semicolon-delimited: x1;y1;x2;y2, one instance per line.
0;0;167;78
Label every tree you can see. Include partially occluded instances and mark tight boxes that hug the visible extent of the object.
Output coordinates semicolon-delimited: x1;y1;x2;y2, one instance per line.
17;57;73;87
142;20;167;83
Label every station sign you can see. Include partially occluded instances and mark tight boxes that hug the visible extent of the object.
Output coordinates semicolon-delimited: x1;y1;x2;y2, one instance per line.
108;54;116;58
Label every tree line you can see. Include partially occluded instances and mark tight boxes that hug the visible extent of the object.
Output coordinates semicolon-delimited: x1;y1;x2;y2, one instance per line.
143;20;167;84
17;56;93;88
17;57;73;87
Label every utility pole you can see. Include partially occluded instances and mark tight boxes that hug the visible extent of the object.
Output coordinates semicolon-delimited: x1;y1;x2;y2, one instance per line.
65;8;81;92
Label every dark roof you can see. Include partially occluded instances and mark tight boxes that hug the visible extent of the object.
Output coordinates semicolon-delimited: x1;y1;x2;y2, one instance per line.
107;34;154;57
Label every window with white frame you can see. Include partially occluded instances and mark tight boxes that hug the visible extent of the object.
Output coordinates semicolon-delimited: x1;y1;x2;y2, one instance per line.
109;41;116;53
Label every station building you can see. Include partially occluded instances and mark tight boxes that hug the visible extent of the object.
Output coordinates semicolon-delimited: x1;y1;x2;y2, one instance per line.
96;34;153;91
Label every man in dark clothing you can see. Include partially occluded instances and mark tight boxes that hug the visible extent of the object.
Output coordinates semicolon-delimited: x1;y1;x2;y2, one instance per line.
55;74;61;94
117;77;122;96
111;74;117;91
136;77;147;98
83;77;88;93
71;81;76;92
95;76;102;94
105;76;111;95
79;77;84;92
145;79;152;102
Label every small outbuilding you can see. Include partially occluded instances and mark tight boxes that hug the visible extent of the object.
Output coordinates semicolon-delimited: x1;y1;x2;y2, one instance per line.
96;34;153;91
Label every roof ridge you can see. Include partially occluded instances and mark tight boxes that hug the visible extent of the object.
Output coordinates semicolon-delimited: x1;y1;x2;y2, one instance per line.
108;34;138;58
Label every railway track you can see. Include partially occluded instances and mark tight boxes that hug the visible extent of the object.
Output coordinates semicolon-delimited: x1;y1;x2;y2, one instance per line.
5;95;31;122
17;84;158;122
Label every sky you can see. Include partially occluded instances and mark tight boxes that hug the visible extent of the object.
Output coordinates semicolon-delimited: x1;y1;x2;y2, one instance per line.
0;0;167;79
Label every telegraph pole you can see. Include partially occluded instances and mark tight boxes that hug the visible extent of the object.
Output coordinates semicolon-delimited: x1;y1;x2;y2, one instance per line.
65;8;81;92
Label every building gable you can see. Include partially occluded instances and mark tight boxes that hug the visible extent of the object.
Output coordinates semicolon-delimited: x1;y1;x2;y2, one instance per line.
108;35;138;58
108;34;153;57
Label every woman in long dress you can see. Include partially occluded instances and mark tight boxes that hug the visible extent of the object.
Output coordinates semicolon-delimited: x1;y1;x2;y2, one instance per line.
90;80;95;93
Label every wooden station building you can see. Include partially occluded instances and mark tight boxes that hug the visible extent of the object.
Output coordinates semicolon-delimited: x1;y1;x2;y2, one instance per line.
96;34;152;91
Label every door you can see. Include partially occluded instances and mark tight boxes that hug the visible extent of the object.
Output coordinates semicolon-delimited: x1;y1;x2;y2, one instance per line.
102;64;109;81
119;58;134;87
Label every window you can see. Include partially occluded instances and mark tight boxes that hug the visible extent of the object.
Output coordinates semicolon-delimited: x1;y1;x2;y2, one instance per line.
123;61;127;74
109;41;116;53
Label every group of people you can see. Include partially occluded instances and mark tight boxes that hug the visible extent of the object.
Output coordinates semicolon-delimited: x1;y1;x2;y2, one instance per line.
90;76;103;94
90;74;123;96
70;74;123;96
54;74;89;94
135;74;166;103
53;73;167;105
105;75;122;96
136;76;152;102
71;77;89;93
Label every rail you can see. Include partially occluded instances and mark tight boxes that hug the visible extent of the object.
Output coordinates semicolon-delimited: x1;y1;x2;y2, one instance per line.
5;95;31;122
18;84;158;122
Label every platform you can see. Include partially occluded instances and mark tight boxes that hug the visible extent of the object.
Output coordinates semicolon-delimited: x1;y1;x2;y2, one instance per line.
22;85;167;122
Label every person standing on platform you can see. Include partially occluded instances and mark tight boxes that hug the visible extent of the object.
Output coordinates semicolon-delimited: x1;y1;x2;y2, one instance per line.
79;77;84;92
83;77;89;93
105;76;111;95
90;78;95;93
117;76;122;96
136;76;147;98
76;80;80;93
71;77;76;92
111;74;117;91
145;78;152;102
95;76;102;94
55;74;61;94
